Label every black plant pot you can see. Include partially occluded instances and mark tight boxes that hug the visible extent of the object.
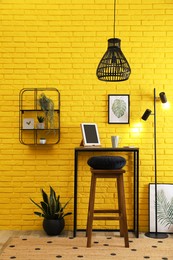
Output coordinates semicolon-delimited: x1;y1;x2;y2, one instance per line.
43;218;65;236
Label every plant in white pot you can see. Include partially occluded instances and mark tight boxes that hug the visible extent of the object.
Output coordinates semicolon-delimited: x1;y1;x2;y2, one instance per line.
37;116;45;129
30;186;72;236
39;137;46;144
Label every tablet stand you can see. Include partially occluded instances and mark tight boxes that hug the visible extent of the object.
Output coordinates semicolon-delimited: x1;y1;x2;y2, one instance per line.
80;139;84;146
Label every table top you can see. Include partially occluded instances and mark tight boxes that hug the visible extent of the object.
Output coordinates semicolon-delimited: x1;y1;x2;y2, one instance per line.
75;146;139;152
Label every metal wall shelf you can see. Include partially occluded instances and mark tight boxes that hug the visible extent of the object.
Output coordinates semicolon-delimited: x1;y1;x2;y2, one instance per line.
19;88;60;145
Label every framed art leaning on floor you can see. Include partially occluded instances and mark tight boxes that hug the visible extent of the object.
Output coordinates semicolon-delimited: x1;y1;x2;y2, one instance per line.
108;94;130;124
149;183;173;233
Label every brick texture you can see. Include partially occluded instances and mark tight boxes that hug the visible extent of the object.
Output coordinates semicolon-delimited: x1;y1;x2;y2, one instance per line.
0;0;173;233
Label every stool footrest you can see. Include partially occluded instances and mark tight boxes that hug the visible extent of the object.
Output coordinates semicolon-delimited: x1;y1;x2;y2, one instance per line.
94;209;120;214
93;216;120;220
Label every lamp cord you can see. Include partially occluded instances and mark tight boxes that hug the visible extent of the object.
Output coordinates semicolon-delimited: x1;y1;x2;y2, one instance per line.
113;0;116;38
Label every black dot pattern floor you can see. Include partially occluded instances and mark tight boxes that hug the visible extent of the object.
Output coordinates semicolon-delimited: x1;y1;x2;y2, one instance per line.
0;236;172;260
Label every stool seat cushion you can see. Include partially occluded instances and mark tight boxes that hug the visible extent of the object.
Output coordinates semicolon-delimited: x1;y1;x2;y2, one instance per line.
87;156;126;170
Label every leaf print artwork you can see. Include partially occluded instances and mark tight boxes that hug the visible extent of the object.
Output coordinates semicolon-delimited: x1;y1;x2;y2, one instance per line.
108;95;129;124
157;189;173;229
149;184;173;233
111;99;127;118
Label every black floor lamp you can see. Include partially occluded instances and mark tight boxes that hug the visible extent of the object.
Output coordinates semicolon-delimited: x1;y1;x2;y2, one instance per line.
141;88;168;239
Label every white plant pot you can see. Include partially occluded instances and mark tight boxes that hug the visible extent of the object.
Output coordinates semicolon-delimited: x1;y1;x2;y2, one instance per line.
40;138;46;144
37;122;45;129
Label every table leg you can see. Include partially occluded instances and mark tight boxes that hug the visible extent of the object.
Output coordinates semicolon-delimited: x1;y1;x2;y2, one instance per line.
73;150;78;237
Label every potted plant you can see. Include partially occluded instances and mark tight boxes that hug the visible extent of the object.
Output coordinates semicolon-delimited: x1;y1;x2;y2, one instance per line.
39;137;46;144
30;186;72;236
38;93;54;129
37;116;45;129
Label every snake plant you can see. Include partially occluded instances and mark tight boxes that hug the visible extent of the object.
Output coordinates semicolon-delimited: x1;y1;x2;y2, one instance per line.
30;186;72;220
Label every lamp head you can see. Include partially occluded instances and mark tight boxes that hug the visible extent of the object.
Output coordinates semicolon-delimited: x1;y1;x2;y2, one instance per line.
96;38;131;82
141;109;152;121
159;92;167;103
96;0;131;82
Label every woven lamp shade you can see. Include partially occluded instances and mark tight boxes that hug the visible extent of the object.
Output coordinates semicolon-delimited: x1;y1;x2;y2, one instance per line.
96;38;131;82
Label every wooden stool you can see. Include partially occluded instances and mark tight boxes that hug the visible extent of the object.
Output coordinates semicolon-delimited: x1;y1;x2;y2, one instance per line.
86;168;129;248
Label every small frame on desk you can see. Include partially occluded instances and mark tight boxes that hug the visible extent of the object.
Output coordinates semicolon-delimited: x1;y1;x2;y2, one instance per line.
80;123;101;147
108;94;130;124
148;183;173;233
23;118;34;129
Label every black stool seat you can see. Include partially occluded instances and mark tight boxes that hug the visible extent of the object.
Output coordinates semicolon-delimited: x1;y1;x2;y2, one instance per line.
87;155;126;170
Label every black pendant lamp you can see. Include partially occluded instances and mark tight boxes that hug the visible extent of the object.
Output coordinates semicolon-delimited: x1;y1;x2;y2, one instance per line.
96;0;131;82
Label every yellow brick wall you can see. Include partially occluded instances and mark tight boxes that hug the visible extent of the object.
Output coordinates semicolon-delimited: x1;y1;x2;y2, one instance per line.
0;0;173;233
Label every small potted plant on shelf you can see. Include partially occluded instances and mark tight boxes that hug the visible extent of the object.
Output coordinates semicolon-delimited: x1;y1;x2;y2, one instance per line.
37;116;45;129
39;137;46;144
30;186;72;236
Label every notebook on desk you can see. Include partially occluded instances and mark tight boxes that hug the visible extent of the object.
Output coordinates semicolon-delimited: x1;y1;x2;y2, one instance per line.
80;123;101;147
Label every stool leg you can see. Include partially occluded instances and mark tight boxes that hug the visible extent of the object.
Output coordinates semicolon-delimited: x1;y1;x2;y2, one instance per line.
86;174;96;247
117;175;129;248
117;177;124;238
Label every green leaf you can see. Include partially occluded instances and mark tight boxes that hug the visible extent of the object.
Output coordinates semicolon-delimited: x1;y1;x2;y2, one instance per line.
30;198;43;211
41;189;48;204
34;212;44;217
40;201;49;215
49;186;56;216
111;99;126;118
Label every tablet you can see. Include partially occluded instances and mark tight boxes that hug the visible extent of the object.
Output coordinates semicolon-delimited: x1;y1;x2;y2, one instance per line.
80;123;101;147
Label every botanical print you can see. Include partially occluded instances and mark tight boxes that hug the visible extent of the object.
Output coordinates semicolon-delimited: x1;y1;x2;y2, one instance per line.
149;184;173;233
157;189;173;229
108;95;129;124
112;98;127;118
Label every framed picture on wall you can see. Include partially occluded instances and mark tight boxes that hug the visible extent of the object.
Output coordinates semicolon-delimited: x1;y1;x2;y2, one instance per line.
108;94;130;124
148;183;173;233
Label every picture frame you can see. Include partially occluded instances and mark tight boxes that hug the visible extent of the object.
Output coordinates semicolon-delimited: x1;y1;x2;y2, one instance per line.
23;118;34;129
148;183;173;233
80;123;101;147
108;94;130;124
